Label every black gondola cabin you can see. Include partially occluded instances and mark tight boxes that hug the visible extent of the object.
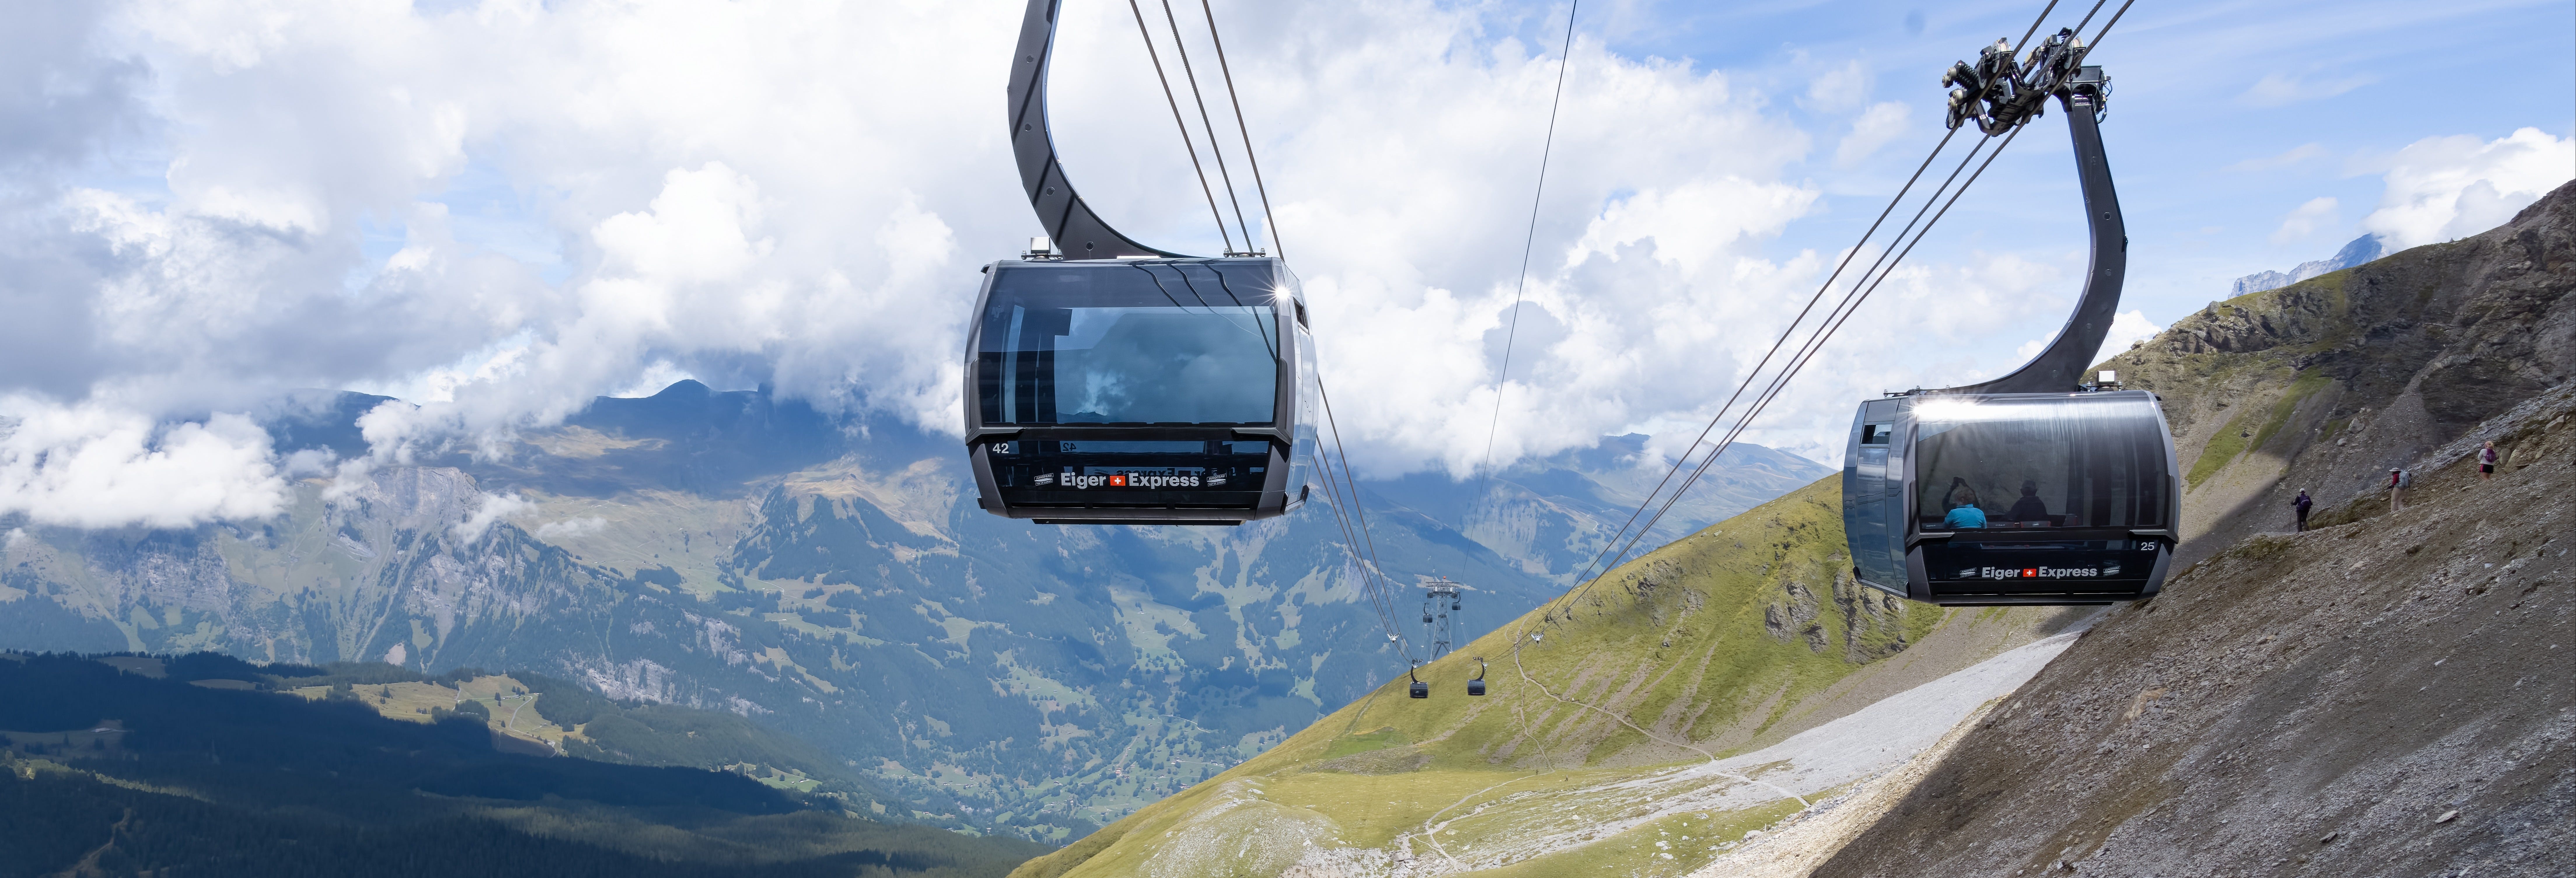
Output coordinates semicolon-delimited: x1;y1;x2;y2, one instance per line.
965;258;1317;524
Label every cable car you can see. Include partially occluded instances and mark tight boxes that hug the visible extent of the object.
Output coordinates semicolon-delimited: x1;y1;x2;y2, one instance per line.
1843;60;2180;606
965;0;1317;525
1467;658;1487;696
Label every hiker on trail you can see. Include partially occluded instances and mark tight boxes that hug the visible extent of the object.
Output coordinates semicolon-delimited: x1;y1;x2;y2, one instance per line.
2481;441;2499;480
2294;489;2313;531
2389;468;2409;512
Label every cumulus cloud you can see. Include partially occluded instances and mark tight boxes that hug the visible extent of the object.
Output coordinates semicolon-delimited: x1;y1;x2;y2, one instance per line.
453;491;532;543
0;401;286;528
0;0;2113;524
535;516;609;541
1834;102;1910;168
2097;310;2163;364
2361;128;2574;249
2271;196;2339;245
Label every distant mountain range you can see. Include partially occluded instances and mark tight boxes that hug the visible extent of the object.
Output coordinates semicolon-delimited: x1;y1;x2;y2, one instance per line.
0;382;1826;842
2228;234;2386;298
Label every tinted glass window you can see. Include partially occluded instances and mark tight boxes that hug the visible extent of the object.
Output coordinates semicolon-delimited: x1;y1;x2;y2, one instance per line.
1913;395;2169;530
978;263;1282;425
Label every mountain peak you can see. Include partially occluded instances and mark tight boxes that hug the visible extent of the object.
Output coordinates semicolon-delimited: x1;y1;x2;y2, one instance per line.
643;379;715;400
2227;234;2388;298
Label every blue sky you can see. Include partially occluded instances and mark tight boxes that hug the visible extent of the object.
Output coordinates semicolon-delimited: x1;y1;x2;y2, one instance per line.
1596;0;2576;320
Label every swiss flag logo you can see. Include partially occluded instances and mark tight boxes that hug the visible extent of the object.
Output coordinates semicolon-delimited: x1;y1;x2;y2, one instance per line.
1109;475;1127;487
2021;568;2038;578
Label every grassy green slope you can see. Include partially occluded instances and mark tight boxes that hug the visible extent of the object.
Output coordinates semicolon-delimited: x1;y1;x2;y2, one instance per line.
1011;476;2081;878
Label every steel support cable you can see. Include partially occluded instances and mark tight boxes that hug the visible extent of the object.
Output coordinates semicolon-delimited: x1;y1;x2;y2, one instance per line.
1473;0;1583;511
1184;3;1414;663
1126;0;1236;253
1557;131;2014;618
1197;0;1282;259
1295;380;1397;638
1653;1;2144;547
1326;452;1415;662
1556;126;2025;618
1320;375;1420;664
1315;424;1405;642
1159;0;1256;251
1533;133;1990;625
1530;0;2129;623
1499;0;2120;768
1529;127;1964;627
2014;0;2062;55
2081;0;2138;56
1313;435;1407;645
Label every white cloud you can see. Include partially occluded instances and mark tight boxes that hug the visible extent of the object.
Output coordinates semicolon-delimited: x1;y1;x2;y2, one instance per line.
535;516;608;541
0;0;2132;522
2238;71;2372;108
0;401;285;528
613;361;700;399
453;491;531;543
1834;102;1909;168
2361;128;2575;249
1804;60;1869;113
2271;196;2339;245
2097;310;2163;364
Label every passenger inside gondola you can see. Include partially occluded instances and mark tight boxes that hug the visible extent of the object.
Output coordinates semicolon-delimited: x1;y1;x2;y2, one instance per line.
1941;478;1986;529
2008;480;2050;524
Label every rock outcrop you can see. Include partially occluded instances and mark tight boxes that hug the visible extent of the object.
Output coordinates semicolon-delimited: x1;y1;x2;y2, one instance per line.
1813;378;2576;878
2101;181;2576;567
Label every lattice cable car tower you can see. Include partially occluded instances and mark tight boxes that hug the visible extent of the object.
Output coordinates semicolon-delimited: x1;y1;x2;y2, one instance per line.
1420;577;1463;662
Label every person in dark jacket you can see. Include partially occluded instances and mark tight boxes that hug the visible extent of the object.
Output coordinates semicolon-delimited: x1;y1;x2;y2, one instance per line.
2008;480;2050;524
2293;489;2312;531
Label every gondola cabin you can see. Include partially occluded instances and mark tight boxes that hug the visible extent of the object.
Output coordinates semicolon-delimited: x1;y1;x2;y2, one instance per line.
964;256;1318;524
1842;391;2178;605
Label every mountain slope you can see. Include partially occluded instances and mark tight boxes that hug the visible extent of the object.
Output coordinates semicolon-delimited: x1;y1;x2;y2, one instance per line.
1006;477;2093;878
0;376;1825;840
1810;380;2576;878
1786;181;2576;878
2105;181;2576;568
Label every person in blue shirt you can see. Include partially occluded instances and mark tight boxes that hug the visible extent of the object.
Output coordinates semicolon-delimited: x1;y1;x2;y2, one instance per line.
1941;478;1986;529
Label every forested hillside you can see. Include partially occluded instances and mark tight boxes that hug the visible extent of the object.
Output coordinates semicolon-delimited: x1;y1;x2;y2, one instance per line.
0;652;1046;878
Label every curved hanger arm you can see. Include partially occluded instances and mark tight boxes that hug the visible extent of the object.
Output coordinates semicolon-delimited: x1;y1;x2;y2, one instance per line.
1948;67;2123;395
1010;0;1193;259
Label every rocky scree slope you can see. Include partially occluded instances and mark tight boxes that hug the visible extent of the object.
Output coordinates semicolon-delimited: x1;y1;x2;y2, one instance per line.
1006;477;2093;878
1812;338;2576;876
2098;181;2576;568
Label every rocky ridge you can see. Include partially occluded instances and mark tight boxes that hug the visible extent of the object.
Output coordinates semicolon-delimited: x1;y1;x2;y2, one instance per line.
1811;375;2576;878
2102;181;2576;567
